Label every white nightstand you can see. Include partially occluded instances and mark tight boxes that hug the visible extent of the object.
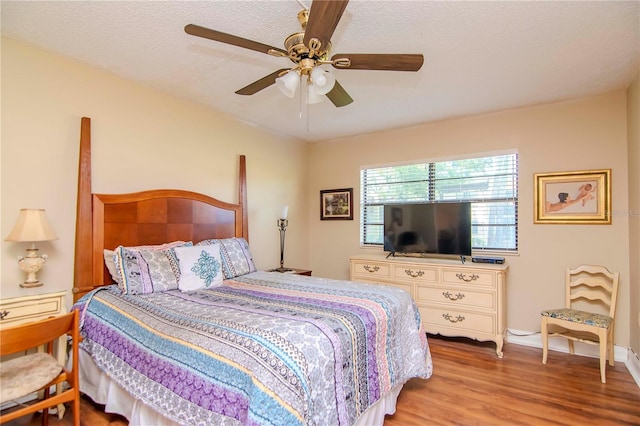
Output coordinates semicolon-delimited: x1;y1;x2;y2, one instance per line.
0;290;68;418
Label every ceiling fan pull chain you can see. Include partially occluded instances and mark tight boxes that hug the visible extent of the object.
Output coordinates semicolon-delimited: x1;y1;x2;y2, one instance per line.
298;74;304;119
306;88;311;133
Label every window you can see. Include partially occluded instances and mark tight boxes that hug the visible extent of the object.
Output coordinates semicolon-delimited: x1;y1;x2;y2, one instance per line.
360;153;518;252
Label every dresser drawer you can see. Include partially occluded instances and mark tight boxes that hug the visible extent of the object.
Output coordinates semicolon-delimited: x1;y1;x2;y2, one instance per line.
392;265;438;283
419;306;495;335
380;280;413;296
351;261;391;280
442;269;495;287
0;297;65;326
416;285;495;310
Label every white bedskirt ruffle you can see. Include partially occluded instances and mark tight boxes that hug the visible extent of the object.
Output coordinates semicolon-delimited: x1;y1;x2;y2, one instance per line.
79;349;403;426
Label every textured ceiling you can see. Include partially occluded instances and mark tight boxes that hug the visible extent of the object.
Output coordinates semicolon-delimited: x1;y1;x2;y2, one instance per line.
2;0;639;142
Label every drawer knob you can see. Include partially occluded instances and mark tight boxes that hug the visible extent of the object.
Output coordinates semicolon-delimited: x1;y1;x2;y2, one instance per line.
0;310;9;320
363;265;380;273
442;291;465;301
456;273;479;282
443;313;466;323
405;269;424;278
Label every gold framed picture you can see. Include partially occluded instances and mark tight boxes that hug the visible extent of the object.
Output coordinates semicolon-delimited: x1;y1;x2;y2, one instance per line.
534;169;611;224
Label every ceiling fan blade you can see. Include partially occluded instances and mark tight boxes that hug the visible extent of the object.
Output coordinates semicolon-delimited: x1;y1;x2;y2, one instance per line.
303;0;349;53
331;54;424;71
185;24;288;56
235;69;289;95
326;81;353;107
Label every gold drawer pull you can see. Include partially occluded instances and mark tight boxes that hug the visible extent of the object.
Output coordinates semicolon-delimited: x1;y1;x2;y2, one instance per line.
405;269;424;278
0;310;9;320
363;265;380;273
456;273;479;282
442;291;465;301
443;313;466;323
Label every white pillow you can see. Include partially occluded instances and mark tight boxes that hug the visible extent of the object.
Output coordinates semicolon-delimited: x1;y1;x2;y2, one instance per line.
174;244;224;292
103;249;119;283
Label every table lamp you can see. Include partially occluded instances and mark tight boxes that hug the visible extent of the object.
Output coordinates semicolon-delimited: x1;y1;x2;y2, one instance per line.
275;206;292;272
5;209;58;288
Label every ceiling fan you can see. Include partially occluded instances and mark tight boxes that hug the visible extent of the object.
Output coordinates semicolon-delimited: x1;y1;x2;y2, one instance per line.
184;0;424;107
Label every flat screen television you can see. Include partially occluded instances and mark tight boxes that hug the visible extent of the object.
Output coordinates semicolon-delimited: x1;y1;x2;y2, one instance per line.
383;202;472;258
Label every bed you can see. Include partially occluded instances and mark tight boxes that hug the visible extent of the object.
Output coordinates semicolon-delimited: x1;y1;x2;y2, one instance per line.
71;117;432;426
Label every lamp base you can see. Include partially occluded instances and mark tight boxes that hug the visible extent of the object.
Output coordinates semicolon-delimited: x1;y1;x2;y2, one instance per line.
271;267;293;273
20;281;44;288
17;248;47;289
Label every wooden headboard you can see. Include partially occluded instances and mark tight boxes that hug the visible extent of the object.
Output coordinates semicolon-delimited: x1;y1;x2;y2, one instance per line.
72;117;248;302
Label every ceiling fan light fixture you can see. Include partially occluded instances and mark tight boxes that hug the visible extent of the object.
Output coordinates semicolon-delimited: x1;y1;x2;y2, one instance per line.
276;70;300;98
306;84;324;104
186;1;424;109
310;67;336;95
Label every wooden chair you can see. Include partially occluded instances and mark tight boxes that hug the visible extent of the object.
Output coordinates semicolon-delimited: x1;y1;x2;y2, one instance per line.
541;264;620;383
0;310;80;425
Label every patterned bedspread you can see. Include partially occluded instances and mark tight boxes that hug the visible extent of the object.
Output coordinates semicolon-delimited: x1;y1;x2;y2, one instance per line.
75;271;432;426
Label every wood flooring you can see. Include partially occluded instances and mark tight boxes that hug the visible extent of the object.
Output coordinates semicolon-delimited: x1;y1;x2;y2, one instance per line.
3;334;639;425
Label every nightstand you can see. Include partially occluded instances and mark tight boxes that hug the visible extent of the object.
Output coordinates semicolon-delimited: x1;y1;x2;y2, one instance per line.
0;291;68;418
0;291;67;327
268;268;312;276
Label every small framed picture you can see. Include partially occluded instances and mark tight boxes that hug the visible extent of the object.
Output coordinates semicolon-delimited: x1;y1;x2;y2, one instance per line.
534;169;611;224
320;188;353;220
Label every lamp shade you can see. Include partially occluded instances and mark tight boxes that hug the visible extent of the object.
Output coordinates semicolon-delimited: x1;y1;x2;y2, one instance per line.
276;71;300;98
310;68;336;96
306;85;324;104
5;209;58;242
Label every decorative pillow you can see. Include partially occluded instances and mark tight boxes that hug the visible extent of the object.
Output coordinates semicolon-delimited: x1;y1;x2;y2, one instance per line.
137;249;182;293
103;249;119;283
174;244;224;291
196;237;256;279
113;241;192;295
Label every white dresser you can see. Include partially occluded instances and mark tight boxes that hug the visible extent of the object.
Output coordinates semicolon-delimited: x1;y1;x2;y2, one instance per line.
350;254;508;357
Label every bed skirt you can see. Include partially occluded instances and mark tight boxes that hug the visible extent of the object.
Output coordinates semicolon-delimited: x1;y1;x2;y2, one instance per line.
79;349;404;426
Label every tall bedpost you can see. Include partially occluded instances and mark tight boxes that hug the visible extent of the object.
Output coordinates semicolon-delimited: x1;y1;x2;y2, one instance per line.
239;155;249;242
73;117;93;302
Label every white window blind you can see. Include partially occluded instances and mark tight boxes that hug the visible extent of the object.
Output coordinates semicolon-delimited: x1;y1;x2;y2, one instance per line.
360;153;518;252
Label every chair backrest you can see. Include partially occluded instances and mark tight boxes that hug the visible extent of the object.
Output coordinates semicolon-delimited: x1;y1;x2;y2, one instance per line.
565;264;620;318
0;311;78;357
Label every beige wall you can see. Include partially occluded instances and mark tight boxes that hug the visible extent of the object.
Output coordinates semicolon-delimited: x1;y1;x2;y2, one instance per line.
0;37;311;306
308;92;632;346
2;36;636;351
628;72;640;355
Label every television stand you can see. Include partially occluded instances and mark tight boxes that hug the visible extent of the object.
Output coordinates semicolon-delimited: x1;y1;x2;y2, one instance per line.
350;253;508;358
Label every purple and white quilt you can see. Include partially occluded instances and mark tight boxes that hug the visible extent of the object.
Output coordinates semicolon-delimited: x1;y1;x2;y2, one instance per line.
74;271;432;426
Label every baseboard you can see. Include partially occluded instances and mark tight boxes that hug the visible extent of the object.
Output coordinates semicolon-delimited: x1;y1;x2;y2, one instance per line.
0;393;35;411
626;348;640;387
506;328;631;370
0;386;61;414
